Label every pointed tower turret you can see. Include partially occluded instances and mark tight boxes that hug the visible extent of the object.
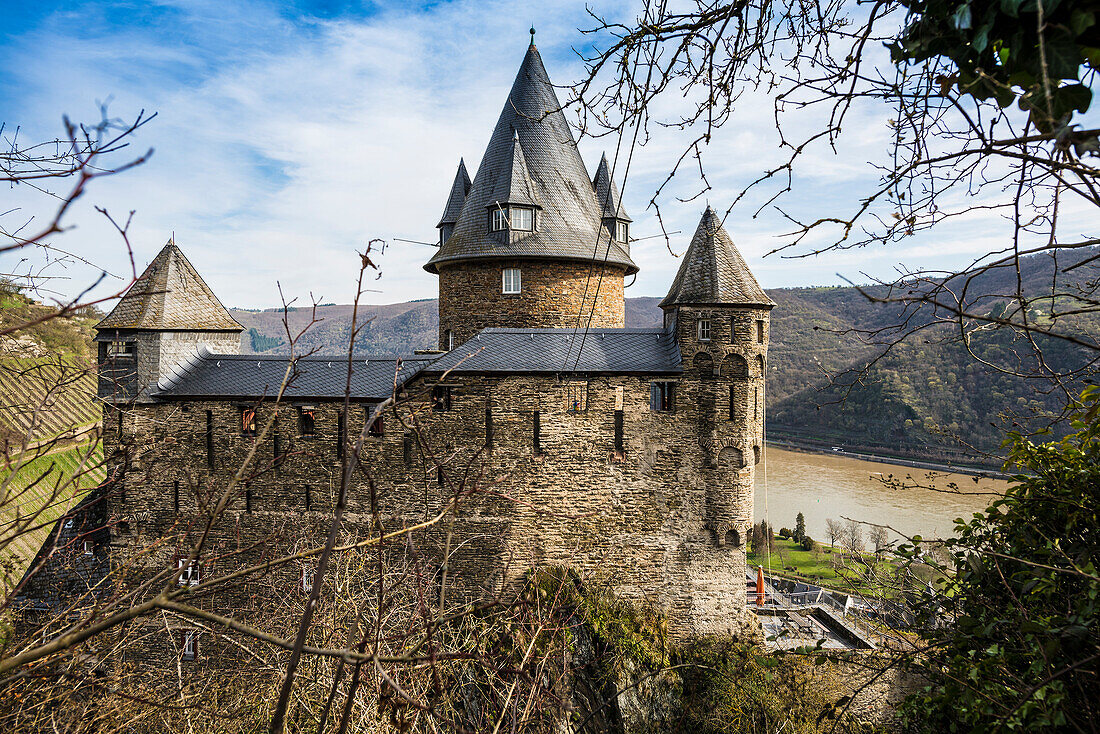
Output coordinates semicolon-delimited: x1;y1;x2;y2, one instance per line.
593;153;632;249
437;159;471;245
427;39;638;350
95;240;243;403
662;207;773;551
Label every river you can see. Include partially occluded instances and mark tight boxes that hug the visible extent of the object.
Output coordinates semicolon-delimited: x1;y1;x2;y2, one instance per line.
753;447;1009;543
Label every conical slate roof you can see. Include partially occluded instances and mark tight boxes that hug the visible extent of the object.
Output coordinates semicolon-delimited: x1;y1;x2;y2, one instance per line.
96;241;243;331
660;208;774;308
425;44;638;274
593;153;631;222
437;159;471;228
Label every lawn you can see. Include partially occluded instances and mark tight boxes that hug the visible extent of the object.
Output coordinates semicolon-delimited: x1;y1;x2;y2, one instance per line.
0;441;105;597
748;537;903;597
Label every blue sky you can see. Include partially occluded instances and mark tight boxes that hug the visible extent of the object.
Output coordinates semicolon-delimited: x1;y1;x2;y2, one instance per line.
2;0;1088;309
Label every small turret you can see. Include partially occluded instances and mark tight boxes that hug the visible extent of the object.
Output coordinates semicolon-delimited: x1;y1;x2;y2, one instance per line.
664;207;773;548
94;240;243;403
593;153;632;249
437;159;471;245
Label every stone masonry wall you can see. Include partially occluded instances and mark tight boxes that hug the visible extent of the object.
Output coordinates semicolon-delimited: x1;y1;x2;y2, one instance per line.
99;306;769;673
437;259;625;349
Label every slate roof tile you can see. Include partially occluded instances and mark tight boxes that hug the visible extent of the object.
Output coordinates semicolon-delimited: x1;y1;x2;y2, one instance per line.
437;159;472;228
155;350;434;400
661;207;774;308
425;45;637;274
428;328;681;374
96;242;243;331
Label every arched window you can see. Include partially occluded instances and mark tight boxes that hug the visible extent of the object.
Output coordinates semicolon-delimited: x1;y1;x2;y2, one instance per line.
692;351;714;377
718;445;745;470
722;353;748;378
725;528;741;548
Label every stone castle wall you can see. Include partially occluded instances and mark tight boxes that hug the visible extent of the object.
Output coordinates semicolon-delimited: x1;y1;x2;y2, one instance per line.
437;259;625;348
103;342;765;667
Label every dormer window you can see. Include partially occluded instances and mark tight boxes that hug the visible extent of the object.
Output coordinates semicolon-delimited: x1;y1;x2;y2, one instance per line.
489;205;536;232
604;218;629;243
439;225;453;244
502;268;522;294
510;206;533;231
107;340;135;359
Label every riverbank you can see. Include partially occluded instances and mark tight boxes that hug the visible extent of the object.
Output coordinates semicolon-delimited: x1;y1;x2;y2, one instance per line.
766;435;1011;480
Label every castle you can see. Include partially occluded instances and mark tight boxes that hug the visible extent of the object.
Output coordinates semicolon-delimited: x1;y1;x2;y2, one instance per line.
75;39;772;666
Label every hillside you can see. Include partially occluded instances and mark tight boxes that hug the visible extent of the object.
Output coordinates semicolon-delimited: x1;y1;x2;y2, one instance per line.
232;249;1098;465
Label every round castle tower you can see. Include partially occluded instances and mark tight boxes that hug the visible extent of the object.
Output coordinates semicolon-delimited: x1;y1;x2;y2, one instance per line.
426;40;637;350
662;207;775;550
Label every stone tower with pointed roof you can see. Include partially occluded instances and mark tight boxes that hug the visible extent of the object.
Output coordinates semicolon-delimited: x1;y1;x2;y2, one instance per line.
95;241;243;402
662;207;774;549
427;40;636;350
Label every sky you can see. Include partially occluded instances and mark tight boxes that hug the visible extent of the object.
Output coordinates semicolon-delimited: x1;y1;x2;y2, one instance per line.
2;0;1092;309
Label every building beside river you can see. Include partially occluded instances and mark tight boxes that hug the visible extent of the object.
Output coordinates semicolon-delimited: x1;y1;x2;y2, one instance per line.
29;38;775;669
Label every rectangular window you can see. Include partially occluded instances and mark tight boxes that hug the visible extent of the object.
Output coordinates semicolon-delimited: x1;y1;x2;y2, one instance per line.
614;409;624;453
181;630;197;662
368;413;384;437
241;407;257;437
437;466;445;486
697;319;712;341
298;406;315;436
177;557;200;587
445;330;455;351
566;381;587;412
245;486;253;513
205;410;214;471
533;410;542;455
616;220;629;243
650;382;675;413
82;540;94;556
107;340;135;358
173;480;180;513
432;386;452;411
273;420;282;472
489;207;508;231
510;206;533;231
305;484;312;512
756;320;766;344
502;268;521;294
301;565;314;594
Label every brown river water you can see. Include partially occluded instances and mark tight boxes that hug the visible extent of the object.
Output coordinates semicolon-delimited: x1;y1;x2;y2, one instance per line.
753;447;1010;542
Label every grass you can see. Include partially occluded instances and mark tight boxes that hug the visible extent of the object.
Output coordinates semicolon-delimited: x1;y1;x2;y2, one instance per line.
0;441;105;597
748;537;902;597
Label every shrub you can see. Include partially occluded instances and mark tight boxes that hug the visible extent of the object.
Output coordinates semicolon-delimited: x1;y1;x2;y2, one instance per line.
800;536;815;552
778;527;792;539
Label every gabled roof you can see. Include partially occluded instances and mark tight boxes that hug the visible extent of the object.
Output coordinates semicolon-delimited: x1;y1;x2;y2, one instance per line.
593;153;631;222
660;207;774;309
155;350;434;400
425;44;638;275
437;159;472;228
427;328;681;374
488;132;539;208
95;241;243;331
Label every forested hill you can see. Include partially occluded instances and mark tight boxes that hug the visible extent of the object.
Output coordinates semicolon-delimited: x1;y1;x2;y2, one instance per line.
232;249;1098;466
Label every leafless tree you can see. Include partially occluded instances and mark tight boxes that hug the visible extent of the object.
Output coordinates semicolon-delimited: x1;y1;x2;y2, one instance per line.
572;0;1099;418
868;524;890;559
843;519;865;554
825;518;843;550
